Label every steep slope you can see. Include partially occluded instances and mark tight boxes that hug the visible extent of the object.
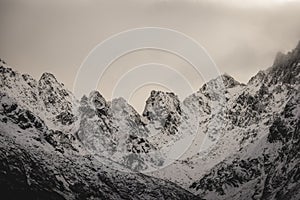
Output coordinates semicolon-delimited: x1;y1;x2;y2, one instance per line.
149;41;300;194
0;89;199;200
0;41;299;199
0;62;77;130
142;91;185;152
0;61;164;172
149;74;246;186
190;89;300;200
187;42;300;199
0;123;199;200
76;91;163;172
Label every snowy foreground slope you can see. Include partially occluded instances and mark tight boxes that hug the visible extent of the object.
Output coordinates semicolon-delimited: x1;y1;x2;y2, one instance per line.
0;41;299;200
0;120;198;200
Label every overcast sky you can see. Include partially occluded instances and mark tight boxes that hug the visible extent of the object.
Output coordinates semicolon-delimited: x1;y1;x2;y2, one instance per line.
0;0;299;112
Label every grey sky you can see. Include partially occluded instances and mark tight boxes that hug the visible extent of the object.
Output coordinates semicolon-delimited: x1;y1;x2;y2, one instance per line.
0;0;299;112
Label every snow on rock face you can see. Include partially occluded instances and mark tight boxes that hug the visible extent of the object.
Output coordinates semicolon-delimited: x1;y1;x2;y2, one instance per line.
38;72;77;126
0;63;77;128
143;90;182;135
268;47;300;85
89;90;107;113
111;97;148;138
0;62;199;199
76;91;117;155
0;63;199;172
220;74;243;89
0;65;41;112
249;42;300;87
148;42;300;196
0;121;199;200
186;42;300;199
190;90;300;200
141;91;184;150
248;70;267;86
0;92;78;155
0;93;46;133
76;92;163;172
0;41;299;199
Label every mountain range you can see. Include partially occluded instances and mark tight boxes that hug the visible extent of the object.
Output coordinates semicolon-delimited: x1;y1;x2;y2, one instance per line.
0;41;299;199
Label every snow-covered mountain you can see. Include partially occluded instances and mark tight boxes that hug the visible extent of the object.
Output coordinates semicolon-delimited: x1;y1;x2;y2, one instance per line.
0;60;198;199
150;41;300;199
186;41;300;200
0;41;299;199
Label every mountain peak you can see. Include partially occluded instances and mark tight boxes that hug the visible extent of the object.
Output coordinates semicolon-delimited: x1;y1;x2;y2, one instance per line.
88;90;107;111
142;90;181;123
249;41;300;86
0;64;17;77
267;42;300;85
147;90;179;103
88;90;103;99
143;90;180;110
248;70;267;85
112;96;127;104
201;73;241;92
111;97;144;116
39;72;59;85
220;73;242;88
111;97;137;112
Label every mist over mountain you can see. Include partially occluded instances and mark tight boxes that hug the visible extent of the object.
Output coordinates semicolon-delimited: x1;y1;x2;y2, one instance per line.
0;41;299;199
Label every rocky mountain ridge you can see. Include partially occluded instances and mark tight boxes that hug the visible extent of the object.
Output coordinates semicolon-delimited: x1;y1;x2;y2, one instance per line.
0;60;199;199
184;41;300;199
0;41;299;199
146;41;300;200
